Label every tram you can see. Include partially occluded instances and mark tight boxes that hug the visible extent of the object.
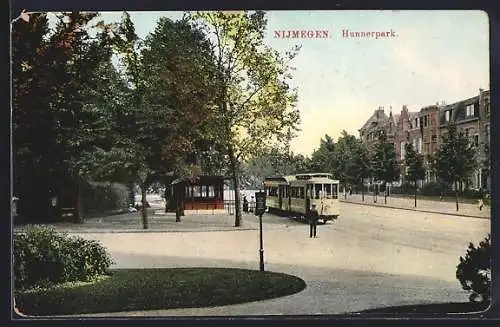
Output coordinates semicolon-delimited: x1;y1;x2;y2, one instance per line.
263;172;340;223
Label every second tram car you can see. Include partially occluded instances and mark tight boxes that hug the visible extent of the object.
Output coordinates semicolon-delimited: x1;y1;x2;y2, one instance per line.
263;173;340;223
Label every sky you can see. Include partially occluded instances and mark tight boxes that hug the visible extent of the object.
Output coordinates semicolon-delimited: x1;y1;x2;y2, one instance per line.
48;10;490;156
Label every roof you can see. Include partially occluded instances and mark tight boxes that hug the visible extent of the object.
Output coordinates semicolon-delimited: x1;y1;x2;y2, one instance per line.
171;175;226;185
439;94;480;125
393;113;401;124
359;109;389;132
290;177;340;185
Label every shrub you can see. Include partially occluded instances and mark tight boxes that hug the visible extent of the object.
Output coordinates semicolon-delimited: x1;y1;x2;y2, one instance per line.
13;226;113;290
83;182;129;215
456;234;491;304
420;182;445;196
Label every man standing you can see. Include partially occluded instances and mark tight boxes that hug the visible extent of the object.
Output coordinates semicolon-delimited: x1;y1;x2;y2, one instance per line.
308;204;319;238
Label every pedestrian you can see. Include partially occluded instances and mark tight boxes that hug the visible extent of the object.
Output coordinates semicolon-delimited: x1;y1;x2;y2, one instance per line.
478;198;484;211
243;196;249;213
308;204;320;238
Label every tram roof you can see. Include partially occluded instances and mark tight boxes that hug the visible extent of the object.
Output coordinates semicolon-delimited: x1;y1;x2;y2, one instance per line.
264;175;296;183
290;177;340;185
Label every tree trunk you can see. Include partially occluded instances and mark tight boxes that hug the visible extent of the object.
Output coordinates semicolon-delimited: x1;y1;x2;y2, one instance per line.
414;180;417;207
164;181;174;213
127;182;135;207
141;184;149;229
455;180;459;211
384;184;387;204
361;181;364;201
176;198;181;222
75;180;84;224
228;149;242;227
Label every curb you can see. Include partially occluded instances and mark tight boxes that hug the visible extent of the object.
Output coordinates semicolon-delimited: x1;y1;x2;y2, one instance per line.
340;200;490;219
13;227;259;234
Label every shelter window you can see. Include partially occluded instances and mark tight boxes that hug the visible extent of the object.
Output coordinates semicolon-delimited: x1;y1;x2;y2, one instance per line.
208;185;215;198
193;185;202;198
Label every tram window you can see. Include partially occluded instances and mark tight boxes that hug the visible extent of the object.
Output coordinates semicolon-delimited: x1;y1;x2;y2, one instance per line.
314;184;323;199
269;187;278;197
332;184;338;199
300;187;305;199
324;184;332;198
208;185;215;197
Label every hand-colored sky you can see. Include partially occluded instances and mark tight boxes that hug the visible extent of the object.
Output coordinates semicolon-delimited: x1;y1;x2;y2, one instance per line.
50;10;490;156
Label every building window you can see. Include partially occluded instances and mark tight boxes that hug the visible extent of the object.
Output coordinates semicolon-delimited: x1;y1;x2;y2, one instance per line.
445;110;452;122
400;141;406;160
486;124;490;143
424;115;428;127
466;104;475;117
418;138;422;154
473;134;479;147
485;103;490;116
412;138;417;150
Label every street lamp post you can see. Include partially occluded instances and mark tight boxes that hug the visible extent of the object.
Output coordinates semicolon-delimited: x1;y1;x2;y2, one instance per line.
254;191;266;272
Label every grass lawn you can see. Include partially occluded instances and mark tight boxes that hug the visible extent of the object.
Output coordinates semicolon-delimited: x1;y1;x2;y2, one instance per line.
15;268;306;316
356;301;490;315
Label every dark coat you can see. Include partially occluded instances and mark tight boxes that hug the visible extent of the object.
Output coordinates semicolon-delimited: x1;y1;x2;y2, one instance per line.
308;207;319;223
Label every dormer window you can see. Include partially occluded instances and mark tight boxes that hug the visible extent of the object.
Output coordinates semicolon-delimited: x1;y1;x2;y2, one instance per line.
466;104;475;117
445;110;452;122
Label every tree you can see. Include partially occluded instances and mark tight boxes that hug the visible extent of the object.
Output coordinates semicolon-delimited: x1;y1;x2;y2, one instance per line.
310;135;338;177
435;123;478;211
371;133;400;204
349;139;372;201
335;131;366;197
404;142;426;207
139;16;220;219
83;12;219;228
12;12;113;223
187;11;301;227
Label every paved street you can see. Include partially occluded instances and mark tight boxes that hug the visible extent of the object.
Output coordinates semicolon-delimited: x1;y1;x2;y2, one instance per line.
61;201;490;317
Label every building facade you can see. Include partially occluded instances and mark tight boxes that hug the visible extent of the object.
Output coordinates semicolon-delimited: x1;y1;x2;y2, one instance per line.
359;88;491;192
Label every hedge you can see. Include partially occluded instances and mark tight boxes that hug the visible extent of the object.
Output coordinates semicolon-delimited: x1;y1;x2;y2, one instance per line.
13;227;114;291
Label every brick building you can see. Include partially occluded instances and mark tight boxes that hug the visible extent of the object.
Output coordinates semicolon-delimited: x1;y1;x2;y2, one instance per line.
439;89;490;191
359;88;491;191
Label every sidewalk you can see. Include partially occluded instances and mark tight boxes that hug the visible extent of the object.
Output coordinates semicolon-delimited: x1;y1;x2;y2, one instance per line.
340;193;490;219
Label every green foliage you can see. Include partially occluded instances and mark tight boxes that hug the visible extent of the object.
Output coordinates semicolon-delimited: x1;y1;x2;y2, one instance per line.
435;124;478;189
420;181;448;196
242;147;310;188
435;123;478;210
456;234;491;303
187;11;301;226
310;135;338;176
13;227;113;291
83;182;129;214
370;133;400;185
404;143;426;183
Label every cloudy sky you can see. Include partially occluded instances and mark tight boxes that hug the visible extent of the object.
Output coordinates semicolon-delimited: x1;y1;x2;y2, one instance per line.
51;10;490;156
